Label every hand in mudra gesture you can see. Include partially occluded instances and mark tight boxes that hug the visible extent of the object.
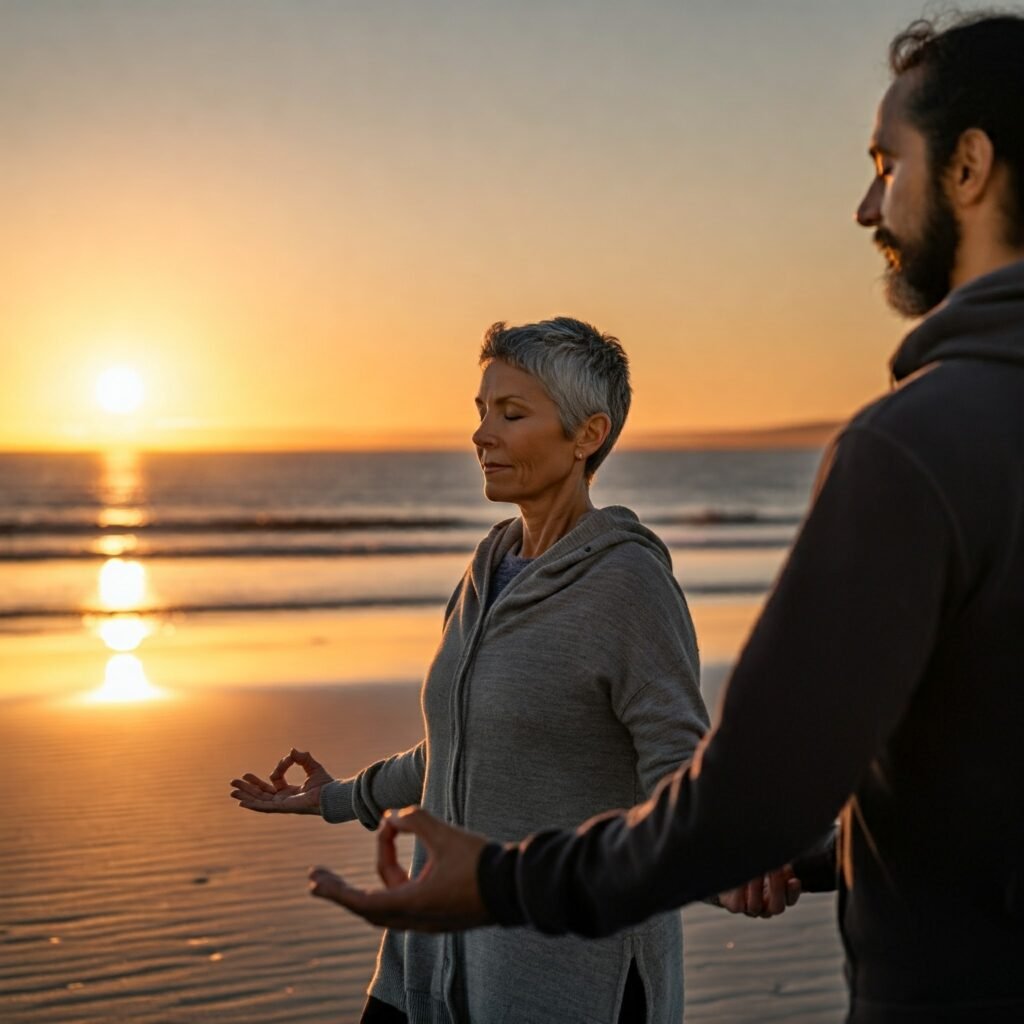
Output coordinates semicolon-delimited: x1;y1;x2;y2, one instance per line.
230;748;334;815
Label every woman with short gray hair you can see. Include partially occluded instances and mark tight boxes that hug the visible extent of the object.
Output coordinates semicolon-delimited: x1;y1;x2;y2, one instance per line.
478;316;632;482
232;317;708;1022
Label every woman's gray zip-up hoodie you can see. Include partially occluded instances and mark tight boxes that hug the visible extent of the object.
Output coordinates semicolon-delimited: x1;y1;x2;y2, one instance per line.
320;505;708;1023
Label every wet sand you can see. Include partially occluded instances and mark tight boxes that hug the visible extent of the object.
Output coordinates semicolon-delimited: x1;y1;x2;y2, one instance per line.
1;677;845;1023
1;684;424;1023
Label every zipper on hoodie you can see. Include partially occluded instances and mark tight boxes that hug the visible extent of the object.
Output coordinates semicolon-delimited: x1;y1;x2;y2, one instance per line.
444;540;500;827
444;526;550;825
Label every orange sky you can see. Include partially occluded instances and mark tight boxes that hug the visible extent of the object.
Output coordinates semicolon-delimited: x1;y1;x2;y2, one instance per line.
0;1;979;451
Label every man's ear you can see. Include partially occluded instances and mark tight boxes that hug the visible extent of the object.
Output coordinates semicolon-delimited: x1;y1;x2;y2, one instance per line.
947;128;997;208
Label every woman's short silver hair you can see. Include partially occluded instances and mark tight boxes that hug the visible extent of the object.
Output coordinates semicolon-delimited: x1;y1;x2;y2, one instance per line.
479;317;631;480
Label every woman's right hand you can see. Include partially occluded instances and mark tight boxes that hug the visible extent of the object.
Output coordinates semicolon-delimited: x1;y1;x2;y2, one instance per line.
229;748;335;815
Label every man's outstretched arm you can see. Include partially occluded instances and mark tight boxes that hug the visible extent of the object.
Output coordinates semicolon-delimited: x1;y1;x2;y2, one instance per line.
314;426;960;935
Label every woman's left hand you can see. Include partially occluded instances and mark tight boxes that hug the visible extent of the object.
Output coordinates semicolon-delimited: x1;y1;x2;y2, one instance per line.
716;865;801;918
229;748;334;815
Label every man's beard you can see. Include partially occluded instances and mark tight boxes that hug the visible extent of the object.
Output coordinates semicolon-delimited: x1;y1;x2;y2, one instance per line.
875;177;960;318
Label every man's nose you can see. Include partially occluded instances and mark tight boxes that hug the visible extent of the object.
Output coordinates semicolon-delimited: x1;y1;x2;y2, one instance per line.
856;179;882;227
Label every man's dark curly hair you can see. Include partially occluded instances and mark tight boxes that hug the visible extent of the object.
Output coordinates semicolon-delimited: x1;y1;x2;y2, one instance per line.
889;11;1024;246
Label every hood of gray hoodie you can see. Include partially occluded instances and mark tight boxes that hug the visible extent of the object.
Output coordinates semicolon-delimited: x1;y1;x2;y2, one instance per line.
467;504;675;609
891;258;1024;382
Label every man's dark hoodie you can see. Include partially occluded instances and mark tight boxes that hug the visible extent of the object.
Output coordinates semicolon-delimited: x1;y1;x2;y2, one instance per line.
479;260;1024;1022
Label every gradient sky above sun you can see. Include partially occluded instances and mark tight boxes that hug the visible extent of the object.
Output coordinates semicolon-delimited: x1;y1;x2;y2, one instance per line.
0;0;1002;450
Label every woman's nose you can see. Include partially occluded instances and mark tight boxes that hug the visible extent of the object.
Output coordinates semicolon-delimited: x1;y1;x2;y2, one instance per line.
472;421;493;449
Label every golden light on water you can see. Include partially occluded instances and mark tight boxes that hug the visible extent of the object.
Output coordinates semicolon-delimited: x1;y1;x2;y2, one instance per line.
100;449;143;503
96;534;138;557
98;615;152;652
96;367;145;415
78;463;168;704
88;653;164;704
98;509;146;529
98;558;148;610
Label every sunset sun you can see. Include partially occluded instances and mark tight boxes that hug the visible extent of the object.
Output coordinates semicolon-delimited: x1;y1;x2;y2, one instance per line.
96;367;145;415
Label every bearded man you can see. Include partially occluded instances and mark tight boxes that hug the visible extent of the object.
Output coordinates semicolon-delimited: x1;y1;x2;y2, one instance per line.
310;14;1024;1022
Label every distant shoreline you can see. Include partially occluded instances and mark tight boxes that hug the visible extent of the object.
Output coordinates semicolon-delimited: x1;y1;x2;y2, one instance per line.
0;421;841;455
620;420;841;451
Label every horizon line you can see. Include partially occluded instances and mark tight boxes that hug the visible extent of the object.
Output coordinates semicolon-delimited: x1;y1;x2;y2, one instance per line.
0;419;841;455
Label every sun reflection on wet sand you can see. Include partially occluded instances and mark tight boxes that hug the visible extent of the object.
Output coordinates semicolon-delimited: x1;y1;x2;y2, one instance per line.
87;653;164;704
82;604;166;704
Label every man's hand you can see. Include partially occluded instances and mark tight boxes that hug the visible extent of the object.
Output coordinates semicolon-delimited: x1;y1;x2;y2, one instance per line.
229;748;334;815
716;865;801;917
308;805;493;932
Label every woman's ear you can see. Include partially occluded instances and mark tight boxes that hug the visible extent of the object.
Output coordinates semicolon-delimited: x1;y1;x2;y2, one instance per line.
576;413;612;458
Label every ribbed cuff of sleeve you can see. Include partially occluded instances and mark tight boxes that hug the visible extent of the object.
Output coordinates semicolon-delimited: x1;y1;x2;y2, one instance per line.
319;779;356;824
477;842;528;927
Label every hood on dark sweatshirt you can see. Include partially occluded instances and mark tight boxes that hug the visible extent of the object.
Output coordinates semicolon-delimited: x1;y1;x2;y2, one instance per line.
891;258;1024;382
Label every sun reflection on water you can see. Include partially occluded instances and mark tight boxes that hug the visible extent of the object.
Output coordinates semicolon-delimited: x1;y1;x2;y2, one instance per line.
98;558;148;610
80;508;168;702
99;448;143;506
95;534;139;557
97;614;152;652
97;449;148;533
98;508;147;529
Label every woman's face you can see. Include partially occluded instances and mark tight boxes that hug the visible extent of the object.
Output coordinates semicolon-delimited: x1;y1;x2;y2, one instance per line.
472;359;580;505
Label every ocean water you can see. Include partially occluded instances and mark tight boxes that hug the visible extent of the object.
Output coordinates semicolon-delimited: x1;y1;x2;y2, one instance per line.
0;448;823;628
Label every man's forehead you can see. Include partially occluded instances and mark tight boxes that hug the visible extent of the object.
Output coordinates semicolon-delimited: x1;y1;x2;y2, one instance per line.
870;73;918;151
